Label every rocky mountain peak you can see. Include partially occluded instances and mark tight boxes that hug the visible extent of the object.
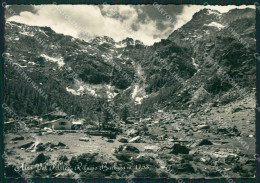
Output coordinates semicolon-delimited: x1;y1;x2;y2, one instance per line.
90;36;116;46
116;37;144;48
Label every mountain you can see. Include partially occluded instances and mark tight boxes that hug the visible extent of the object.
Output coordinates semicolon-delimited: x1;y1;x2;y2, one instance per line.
3;8;256;120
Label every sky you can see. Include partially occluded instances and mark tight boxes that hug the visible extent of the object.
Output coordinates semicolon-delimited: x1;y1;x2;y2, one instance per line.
5;4;254;45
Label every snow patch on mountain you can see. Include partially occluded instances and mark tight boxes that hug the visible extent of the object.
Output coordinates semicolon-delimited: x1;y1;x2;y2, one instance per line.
135;96;148;104
79;49;89;53
66;81;97;96
132;85;139;99
74;79;97;96
115;42;127;48
66;87;81;95
28;61;36;65
66;79;119;100
204;30;210;34
16;63;27;68
130;62;148;104
117;54;122;59
191;57;199;69
190;35;203;39
204;22;225;30
20;30;34;37
131;84;148;104
85;87;97;96
101;53;113;63
40;54;65;67
38;29;49;37
106;85;118;100
206;9;221;15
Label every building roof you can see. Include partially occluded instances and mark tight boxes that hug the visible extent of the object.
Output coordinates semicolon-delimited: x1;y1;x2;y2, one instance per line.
41;118;71;125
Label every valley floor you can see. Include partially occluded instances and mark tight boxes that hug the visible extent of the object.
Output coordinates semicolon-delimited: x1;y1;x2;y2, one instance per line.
4;97;256;178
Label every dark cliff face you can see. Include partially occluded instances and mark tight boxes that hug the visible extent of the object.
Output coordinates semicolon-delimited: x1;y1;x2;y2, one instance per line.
3;8;256;118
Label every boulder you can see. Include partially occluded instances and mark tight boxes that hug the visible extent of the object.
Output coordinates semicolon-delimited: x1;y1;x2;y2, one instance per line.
118;137;128;143
217;126;240;137
198;139;213;146
124;145;140;153
199;155;213;165
170;144;190;155
217;127;229;134
114;152;133;162
79;137;90;142
11;136;24;141
188;113;196;118
144;145;159;152
57;155;69;162
231;126;241;136
31;153;50;165
106;139;114;143
5;164;21;178
35;143;46;152
198;125;210;130
225;155;239;164
206;169;222;177
231;107;243;113
133;155;159;167
69;153;100;173
43;127;52;131
57;142;66;147
129;136;142;143
126;129;139;137
19;142;34;149
57;131;64;135
116;145;140;153
177;162;195;173
55;170;77;178
35;142;66;151
167;156;182;164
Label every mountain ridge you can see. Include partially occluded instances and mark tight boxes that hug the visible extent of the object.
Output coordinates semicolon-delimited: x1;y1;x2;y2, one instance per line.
3;8;256;119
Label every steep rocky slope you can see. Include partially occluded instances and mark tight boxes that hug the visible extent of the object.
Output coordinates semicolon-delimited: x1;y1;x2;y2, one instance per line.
3;8;256;119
